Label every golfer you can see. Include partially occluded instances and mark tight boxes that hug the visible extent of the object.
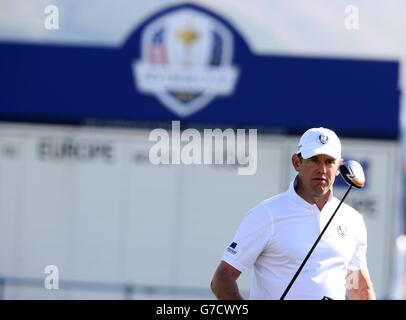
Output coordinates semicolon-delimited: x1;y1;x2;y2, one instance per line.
211;127;376;300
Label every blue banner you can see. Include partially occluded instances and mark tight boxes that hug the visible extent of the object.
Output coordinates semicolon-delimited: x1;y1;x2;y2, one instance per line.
0;4;400;139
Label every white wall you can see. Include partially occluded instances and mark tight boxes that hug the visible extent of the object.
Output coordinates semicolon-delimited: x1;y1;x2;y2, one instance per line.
0;123;399;299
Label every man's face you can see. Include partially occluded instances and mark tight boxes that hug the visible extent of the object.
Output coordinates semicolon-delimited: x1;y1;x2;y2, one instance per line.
292;154;341;199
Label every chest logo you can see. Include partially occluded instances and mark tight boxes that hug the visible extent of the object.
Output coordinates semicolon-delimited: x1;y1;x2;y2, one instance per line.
337;225;348;237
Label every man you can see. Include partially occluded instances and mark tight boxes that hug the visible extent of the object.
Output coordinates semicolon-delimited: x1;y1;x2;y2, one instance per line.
211;127;376;300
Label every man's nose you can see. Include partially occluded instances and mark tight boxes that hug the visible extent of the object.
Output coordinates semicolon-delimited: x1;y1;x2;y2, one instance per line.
317;163;327;173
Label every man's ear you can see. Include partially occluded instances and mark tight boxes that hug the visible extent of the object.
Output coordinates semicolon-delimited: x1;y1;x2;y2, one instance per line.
292;154;301;172
336;158;344;176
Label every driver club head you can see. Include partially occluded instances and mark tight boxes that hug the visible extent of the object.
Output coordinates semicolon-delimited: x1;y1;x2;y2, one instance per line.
339;160;365;189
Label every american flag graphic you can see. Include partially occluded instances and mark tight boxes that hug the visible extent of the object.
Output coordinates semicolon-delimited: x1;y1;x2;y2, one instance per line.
148;28;167;64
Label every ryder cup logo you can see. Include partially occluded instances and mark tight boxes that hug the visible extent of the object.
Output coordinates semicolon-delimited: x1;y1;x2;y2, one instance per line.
133;8;239;117
337;225;348;237
317;134;328;144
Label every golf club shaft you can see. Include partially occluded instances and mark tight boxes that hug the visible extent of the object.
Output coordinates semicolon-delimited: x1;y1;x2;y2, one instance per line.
279;185;352;300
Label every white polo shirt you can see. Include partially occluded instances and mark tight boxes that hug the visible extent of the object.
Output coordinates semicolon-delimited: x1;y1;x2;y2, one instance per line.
222;177;368;300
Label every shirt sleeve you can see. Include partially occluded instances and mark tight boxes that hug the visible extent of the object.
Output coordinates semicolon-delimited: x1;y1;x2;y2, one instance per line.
222;203;273;273
347;214;368;270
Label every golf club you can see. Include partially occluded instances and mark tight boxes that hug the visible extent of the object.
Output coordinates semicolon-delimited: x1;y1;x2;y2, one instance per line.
279;160;365;300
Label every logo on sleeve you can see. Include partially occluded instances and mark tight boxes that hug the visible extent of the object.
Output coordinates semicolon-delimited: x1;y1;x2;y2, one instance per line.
227;242;238;255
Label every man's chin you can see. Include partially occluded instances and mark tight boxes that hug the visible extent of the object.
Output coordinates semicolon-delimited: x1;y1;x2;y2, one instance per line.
311;187;330;197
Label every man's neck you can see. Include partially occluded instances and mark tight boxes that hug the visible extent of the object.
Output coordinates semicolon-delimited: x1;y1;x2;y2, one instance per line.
314;193;330;211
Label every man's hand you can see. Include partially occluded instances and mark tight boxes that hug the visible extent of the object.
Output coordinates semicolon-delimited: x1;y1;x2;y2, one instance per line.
346;268;376;300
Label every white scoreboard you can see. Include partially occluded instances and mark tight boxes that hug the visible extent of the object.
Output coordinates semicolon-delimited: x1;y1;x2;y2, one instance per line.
0;123;400;299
